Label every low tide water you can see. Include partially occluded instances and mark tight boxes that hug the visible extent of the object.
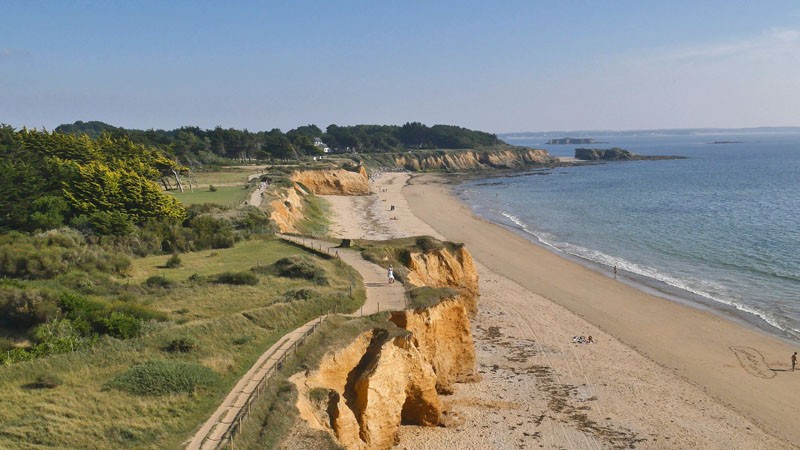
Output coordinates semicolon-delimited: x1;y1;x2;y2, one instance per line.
459;131;800;342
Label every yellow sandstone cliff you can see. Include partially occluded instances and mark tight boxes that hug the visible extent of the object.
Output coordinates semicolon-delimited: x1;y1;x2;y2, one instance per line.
394;148;554;171
405;245;480;316
292;328;442;450
268;167;370;233
292;243;480;449
290;166;371;196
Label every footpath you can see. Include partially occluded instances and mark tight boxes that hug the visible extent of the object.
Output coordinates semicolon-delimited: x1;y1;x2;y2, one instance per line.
185;234;406;449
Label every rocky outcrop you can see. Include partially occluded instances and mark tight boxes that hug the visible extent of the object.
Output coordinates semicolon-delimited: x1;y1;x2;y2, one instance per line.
290;166;370;195
404;246;479;316
292;328;443;450
575;147;635;160
389;297;477;394
391;148;556;172
575;148;687;161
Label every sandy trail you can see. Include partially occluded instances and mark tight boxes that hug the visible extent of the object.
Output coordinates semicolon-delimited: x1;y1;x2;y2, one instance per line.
320;171;795;450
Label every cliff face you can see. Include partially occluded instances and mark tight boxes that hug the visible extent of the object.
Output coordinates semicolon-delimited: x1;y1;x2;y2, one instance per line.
292;329;443;450
405;246;479;316
268;167;370;233
394;149;555;172
292;244;480;449
268;185;307;233
290;166;371;195
389;298;477;394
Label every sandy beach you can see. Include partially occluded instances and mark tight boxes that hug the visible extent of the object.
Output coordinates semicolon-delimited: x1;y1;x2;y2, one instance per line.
322;172;798;449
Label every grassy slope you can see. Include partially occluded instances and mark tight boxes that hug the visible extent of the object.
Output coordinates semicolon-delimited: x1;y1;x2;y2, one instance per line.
0;238;365;449
167;185;251;207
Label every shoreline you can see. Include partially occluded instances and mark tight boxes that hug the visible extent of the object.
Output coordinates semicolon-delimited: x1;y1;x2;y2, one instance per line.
403;172;799;446
485;209;799;347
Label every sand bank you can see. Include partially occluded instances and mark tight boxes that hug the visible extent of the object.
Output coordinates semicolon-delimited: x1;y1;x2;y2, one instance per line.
323;172;797;449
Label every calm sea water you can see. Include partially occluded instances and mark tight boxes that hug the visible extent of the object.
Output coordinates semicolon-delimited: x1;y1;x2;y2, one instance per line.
458;131;800;342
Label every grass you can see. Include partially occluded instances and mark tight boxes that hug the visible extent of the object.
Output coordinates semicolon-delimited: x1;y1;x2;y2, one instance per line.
189;167;265;186
0;237;366;449
167;185;251;207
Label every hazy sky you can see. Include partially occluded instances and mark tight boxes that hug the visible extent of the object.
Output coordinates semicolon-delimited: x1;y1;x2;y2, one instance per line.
2;1;800;133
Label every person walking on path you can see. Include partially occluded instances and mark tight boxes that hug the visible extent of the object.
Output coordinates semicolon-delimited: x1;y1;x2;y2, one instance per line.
387;265;395;284
792;352;797;371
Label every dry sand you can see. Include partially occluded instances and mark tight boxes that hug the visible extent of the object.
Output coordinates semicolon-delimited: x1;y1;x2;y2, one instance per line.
322;172;799;449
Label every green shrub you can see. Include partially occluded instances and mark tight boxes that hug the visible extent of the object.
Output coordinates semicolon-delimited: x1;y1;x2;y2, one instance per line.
165;254;182;268
209;185;217;192
98;312;142;339
232;335;255;346
272;255;328;285
163;337;197;353
415;236;443;252
105;360;219;395
145;275;173;288
25;373;63;389
212;271;259;286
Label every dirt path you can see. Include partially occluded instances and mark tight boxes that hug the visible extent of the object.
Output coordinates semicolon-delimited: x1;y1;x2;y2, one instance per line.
279;234;407;315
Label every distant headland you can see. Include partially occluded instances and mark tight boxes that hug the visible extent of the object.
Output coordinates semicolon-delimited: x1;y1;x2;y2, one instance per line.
546;137;603;145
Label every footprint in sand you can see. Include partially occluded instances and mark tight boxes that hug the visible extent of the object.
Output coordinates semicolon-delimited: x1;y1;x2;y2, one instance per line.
730;346;776;379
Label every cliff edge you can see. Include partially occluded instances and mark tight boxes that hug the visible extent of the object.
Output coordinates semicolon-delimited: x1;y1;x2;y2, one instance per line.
292;241;479;449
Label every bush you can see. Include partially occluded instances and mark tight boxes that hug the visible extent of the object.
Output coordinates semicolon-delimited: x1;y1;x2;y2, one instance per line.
212;271;259;286
145;275;173;288
415;236;443;252
163;337;197;353
209;185;217;192
272;256;327;285
98;312;141;339
25;373;63;389
165;254;182;268
105;360;219;395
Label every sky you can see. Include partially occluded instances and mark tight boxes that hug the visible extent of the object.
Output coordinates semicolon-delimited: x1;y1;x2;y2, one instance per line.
2;1;800;133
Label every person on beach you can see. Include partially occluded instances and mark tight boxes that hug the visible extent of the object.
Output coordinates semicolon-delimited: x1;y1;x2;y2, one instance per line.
792;352;797;371
613;265;617;279
388;266;395;284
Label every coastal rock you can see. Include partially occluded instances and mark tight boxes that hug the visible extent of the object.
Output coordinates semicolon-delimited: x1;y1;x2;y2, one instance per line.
575;147;635;160
292;328;443;450
574;147;686;161
389;297;478;394
390;148;556;172
290;166;371;195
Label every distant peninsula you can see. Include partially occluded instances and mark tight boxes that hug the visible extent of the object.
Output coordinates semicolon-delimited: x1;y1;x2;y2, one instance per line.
574;147;686;161
707;141;742;145
546;137;599;145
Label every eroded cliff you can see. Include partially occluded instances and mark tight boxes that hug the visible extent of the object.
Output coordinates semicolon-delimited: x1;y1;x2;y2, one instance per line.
268;184;307;234
292;328;443;450
290;166;371;195
391;148;555;171
404;245;480;316
292;243;480;450
268;167;371;233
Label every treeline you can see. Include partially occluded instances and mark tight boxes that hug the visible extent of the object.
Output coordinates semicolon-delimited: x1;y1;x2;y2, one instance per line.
0;126;185;234
54;120;501;163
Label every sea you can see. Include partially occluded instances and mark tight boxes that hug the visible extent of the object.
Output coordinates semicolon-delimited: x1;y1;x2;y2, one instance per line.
457;130;800;343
